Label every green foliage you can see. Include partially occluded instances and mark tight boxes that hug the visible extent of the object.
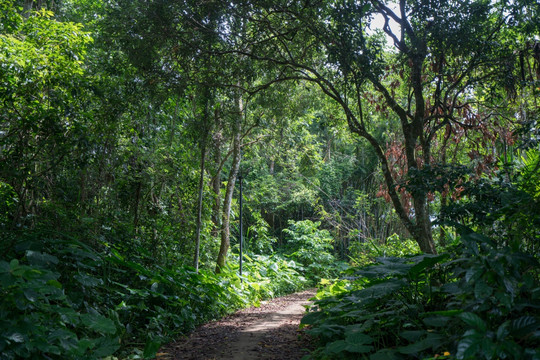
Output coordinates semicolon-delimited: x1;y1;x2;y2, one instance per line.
0;181;16;227
0;229;310;359
302;253;450;359
348;233;421;267
283;220;346;283
0;239;121;359
440;166;539;253
448;230;540;360
240;253;308;297
518;148;540;200
100;243;310;357
304;156;540;359
0;0;22;33
302;228;539;359
1;1;538;359
245;211;276;254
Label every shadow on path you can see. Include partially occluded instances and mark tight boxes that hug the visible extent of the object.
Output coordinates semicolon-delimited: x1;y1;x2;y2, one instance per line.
158;289;316;360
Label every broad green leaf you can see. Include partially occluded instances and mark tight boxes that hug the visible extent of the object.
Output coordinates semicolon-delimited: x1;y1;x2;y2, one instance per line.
6;333;24;343
496;321;510;340
408;254;449;278
480;338;496;359
251;282;261;291
370;348;399;360
465;267;484;283
56;307;80;324
92;337;120;357
9;259;19;270
26;251;59;267
400;330;426;342
23;288;38;302
48;328;78;351
76;338;94;355
474;279;493;299
345;343;373;353
325;340;348;354
81;313;117;335
457;338;477;359
0;260;10;273
423;316;450;327
301;311;325;325
345;331;373;345
345;321;374;334
360;279;407;299
503;277;518;296
511;316;539;337
398;333;443;355
356;261;413;279
74;273;102;287
143;339;161;359
458;312;487;332
46;279;62;289
457;333;483;359
307;323;345;338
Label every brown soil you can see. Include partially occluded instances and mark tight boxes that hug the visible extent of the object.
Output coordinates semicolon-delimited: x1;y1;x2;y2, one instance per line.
156;289;316;360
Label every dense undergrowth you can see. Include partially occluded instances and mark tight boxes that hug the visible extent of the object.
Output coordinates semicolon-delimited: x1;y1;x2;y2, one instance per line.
1;2;538;360
301;166;540;359
302;234;539;359
0;237;305;359
0;219;341;359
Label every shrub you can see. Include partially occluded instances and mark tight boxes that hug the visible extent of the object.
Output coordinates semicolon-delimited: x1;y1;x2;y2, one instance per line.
301;229;540;359
0;240;122;359
283;219;346;282
0;231;312;359
348;233;421;267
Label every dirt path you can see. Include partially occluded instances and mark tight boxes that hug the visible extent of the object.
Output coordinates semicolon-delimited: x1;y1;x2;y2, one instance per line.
158;289;316;360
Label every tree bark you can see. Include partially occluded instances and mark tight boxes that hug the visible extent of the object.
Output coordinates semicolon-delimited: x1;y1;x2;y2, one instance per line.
216;92;242;272
194;136;207;273
412;194;436;253
210;109;223;238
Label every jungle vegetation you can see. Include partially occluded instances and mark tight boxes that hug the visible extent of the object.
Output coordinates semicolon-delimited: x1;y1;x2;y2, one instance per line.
0;0;538;358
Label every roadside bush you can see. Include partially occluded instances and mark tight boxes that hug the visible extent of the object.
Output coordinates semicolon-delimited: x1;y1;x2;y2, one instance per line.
0;237;122;359
303;167;540;359
238;253;308;298
0;231;312;359
301;229;540;359
348;233;420;267
283;219;346;283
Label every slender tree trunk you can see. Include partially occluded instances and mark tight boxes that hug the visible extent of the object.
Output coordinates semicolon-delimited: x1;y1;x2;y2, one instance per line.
216;92;242;272
211;171;221;237
133;179;142;228
211;109;223;238
194;136;207;272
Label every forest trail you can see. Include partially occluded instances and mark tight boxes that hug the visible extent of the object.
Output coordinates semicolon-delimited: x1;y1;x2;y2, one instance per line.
158;289;316;360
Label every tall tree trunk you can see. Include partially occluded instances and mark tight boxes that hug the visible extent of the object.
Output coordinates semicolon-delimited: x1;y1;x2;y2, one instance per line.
412;194;436;254
348;112;437;254
210;109;223;238
194;136;207;273
216;92;242;272
133;179;142;228
211;170;221;237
